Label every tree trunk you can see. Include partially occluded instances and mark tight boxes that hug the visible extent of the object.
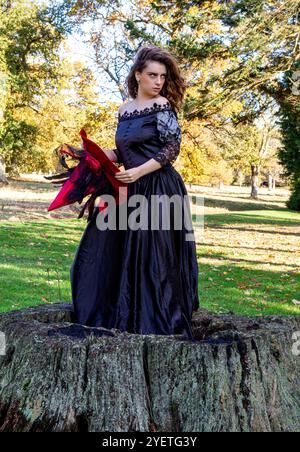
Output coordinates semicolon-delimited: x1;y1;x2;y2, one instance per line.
267;171;273;191
0;156;8;184
0;303;299;432
251;165;260;199
237;169;244;187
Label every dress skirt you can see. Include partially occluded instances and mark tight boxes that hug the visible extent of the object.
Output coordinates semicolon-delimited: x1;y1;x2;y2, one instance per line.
70;164;199;341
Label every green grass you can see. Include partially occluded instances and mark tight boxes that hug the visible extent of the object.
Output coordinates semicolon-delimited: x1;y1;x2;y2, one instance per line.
0;219;86;312
199;260;300;316
202;210;300;227
195;205;300;316
0;190;300;317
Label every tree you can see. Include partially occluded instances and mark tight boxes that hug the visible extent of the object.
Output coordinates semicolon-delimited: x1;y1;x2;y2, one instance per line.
0;0;73;176
49;0;298;198
220;116;280;198
29;58;119;174
277;67;300;209
66;0;244;187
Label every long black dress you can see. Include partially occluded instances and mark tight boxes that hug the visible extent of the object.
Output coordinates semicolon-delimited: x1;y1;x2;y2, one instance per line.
70;101;199;341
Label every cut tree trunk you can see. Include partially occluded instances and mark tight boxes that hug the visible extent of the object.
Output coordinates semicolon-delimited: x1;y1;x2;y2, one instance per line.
0;303;299;432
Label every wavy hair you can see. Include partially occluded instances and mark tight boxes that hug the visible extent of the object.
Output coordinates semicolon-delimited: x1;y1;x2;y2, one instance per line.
125;45;187;113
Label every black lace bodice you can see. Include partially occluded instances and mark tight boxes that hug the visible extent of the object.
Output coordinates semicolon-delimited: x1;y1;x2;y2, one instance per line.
117;101;172;122
113;101;182;169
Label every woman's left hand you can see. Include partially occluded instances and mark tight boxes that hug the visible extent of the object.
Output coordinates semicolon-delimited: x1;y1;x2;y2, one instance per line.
114;167;144;184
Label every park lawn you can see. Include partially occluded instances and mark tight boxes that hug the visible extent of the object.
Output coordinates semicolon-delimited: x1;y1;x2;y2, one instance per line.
0;199;300;317
196;207;300;316
0;219;85;312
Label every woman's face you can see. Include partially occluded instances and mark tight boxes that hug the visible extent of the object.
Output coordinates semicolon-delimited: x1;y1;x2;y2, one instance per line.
135;61;167;98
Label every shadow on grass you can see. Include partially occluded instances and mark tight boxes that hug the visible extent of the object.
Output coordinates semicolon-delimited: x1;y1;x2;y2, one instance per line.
192;212;300;229
7;177;56;193
0;211;299;318
200;242;297;254
198;195;286;212
197;250;299;270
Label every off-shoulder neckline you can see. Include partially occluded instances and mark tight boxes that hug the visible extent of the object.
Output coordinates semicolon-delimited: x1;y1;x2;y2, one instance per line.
118;101;173;122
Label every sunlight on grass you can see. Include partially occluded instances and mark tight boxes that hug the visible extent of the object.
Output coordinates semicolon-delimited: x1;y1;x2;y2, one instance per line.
0;219;86;312
197;203;300;316
0;193;300;317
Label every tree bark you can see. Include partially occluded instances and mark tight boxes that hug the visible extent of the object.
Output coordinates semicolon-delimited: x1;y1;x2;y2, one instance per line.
0;156;8;184
237;169;244;187
267;171;273;191
0;303;299;432
251;164;260;199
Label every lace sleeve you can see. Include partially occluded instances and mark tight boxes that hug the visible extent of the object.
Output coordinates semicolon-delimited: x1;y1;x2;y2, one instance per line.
153;109;182;166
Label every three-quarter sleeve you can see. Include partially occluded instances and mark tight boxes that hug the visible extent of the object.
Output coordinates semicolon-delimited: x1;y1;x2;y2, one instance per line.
153;109;182;166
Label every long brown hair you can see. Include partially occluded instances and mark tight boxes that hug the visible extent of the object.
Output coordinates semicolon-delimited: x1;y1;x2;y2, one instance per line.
126;45;187;113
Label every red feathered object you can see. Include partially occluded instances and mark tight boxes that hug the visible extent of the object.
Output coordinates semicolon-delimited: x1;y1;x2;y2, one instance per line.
45;129;127;220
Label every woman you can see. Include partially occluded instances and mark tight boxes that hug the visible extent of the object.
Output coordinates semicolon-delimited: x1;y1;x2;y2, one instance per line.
71;45;199;341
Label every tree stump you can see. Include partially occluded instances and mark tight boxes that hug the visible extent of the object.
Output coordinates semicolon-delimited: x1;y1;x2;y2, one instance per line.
0;303;299;432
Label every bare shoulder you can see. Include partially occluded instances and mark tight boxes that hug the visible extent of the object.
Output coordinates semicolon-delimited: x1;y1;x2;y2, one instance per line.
154;96;170;106
117;97;170;116
118;101;133;115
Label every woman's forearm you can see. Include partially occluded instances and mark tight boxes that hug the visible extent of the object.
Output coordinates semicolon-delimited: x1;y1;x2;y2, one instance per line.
105;151;162;175
138;158;162;176
104;149;118;163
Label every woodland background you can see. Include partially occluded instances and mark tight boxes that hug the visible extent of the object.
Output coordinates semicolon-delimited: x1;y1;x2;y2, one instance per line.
0;0;299;315
0;0;299;205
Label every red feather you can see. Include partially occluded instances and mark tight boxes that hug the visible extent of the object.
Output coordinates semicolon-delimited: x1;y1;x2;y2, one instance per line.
47;129;127;218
